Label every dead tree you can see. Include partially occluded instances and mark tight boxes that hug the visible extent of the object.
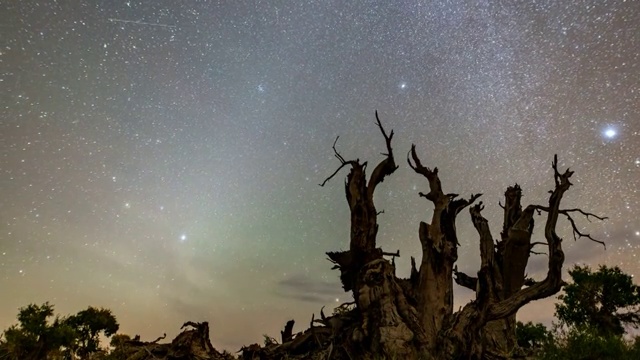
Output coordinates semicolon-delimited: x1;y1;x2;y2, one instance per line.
114;322;235;360
123;113;605;360
321;110;398;304
317;112;605;359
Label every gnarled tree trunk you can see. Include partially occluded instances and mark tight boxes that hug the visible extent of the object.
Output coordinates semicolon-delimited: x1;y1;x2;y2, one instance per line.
315;113;605;359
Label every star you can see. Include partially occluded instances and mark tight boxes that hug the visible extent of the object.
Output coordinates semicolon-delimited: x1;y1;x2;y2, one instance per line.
602;126;617;139
180;234;187;242
399;82;407;89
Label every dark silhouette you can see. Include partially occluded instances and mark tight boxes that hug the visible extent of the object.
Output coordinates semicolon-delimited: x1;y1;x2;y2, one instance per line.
556;265;640;336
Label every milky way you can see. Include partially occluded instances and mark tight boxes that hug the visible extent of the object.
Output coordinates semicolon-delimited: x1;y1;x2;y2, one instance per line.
1;0;639;351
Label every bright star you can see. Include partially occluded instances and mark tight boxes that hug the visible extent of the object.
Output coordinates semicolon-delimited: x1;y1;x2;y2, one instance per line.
399;82;407;89
602;127;617;139
180;234;187;242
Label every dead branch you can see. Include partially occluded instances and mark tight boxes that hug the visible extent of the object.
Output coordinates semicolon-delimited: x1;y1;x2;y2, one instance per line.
336;301;356;311
366;111;398;199
529;206;607;248
407;145;445;204
487;155;575;321
319;136;359;187
382;249;400;258
151;333;166;344
449;193;483;216
281;320;295;343
453;265;478;291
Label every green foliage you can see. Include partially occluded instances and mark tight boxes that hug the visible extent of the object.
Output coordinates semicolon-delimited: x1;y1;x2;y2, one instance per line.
0;303;76;359
0;303;119;360
536;326;640;360
16;302;55;337
65;306;119;357
109;333;131;349
101;334;133;360
1;325;35;359
556;265;640;336
516;321;551;349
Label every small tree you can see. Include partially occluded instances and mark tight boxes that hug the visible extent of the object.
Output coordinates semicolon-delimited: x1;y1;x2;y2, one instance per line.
556;265;640;336
0;303;119;360
0;303;76;360
66;306;119;358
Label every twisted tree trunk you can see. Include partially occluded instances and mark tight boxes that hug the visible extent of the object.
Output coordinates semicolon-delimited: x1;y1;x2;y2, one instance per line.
317;113;605;359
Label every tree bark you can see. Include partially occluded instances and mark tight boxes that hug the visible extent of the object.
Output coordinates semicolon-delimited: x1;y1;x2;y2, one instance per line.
322;111;398;307
407;145;481;350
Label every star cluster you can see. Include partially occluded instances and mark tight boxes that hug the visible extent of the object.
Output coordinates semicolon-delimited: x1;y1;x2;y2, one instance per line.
1;0;639;351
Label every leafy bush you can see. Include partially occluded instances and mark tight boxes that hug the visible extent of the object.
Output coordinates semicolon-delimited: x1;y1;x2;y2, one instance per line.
537;326;640;360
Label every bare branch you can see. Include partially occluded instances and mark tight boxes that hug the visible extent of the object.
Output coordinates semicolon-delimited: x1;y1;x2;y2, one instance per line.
319;136;359;187
332;136;345;163
487;155;576;321
366;111;399;198
382;249;400;258
374;110;394;156
562;211;606;248
453;265;478;291
151;333;166;344
450;193;483;215
407;144;446;205
529;205;607;248
336;301;356;310
530;242;548;255
470;203;495;268
560;208;608;222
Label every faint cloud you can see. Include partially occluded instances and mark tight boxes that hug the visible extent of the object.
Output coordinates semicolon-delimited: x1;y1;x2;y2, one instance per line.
276;274;344;303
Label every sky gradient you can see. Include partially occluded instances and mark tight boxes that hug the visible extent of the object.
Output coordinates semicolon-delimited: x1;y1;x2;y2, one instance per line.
1;0;639;352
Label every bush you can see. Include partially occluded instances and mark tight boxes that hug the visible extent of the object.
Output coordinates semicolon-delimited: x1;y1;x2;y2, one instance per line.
537;326;639;360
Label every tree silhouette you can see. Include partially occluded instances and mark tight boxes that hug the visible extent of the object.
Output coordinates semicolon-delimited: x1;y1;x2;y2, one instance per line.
0;303;119;360
315;113;607;359
556;265;640;336
65;306;119;358
0;303;76;360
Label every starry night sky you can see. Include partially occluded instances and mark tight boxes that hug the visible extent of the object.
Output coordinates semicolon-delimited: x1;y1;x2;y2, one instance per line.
1;0;639;352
